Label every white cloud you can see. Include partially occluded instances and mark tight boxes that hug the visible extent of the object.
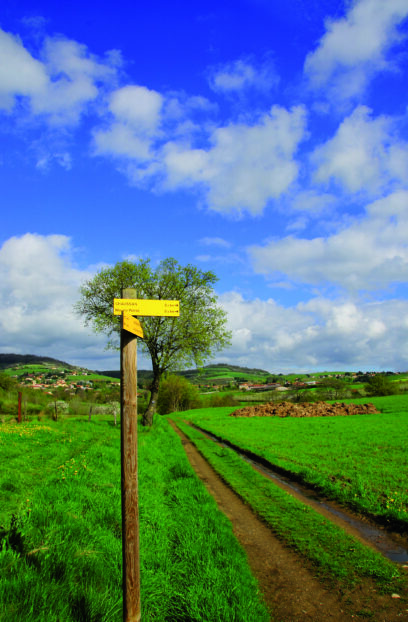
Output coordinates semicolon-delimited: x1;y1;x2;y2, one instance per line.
0;29;48;109
209;57;279;93
93;123;153;160
0;28;119;125
0;234;119;369
161;105;307;214
199;237;232;248
249;190;408;292
219;291;408;371
108;85;163;130
92;85;163;160
312;106;408;194
304;0;408;101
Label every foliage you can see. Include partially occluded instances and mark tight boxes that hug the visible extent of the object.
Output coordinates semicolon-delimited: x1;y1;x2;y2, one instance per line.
207;392;238;407
75;257;231;425
364;374;399;396
157;375;201;415
46;401;70;415
0;373;18;392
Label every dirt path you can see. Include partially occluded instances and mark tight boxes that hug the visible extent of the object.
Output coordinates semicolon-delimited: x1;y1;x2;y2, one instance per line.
168;419;408;622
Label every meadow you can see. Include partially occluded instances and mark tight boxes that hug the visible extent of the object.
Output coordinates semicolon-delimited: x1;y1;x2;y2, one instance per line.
0;417;269;622
176;396;408;528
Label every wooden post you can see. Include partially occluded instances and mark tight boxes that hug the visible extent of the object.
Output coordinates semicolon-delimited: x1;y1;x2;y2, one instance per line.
120;288;140;622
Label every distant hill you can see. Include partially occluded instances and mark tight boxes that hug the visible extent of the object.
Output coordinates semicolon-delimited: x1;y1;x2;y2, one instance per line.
178;363;271;385
1;354;271;386
97;363;271;385
0;353;74;370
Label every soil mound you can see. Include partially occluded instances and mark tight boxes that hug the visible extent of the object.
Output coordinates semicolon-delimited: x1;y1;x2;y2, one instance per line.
230;401;380;418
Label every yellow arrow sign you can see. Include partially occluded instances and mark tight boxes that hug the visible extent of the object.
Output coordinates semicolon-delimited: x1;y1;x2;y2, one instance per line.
122;314;144;338
114;298;180;317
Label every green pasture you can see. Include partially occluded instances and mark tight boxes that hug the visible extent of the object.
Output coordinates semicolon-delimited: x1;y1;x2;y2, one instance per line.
66;373;116;382
0;417;269;622
175;396;408;527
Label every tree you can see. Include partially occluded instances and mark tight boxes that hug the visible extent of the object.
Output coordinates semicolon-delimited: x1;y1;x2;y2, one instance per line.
75;258;231;426
0;372;18;392
364;374;398;397
317;378;349;400
157;375;201;415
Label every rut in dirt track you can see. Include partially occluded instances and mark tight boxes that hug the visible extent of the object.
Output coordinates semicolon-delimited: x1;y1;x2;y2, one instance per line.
168;419;407;622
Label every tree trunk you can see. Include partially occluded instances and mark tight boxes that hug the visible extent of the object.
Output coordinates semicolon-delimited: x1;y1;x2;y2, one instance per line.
142;371;160;427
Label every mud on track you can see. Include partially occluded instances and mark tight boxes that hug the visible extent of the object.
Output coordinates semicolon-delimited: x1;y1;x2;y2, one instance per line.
168;419;408;622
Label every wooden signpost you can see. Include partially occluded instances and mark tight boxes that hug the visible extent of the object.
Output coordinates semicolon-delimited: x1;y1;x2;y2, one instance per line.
117;291;179;622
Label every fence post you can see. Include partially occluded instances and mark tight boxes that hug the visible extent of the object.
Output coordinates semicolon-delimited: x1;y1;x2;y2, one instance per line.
120;288;140;622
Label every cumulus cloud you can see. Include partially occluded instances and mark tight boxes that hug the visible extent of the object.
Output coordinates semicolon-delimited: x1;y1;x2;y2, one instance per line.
248;190;408;291
0;29;48;109
108;85;163;130
92;85;163;161
0;234;119;369
219;291;408;371
161;105;307;214
304;0;408;102
312;106;408;195
208;57;279;93
0;27;119;125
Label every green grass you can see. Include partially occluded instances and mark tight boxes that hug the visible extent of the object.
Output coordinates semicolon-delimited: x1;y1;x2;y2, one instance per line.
178;396;408;527
66;373;117;382
174;418;403;592
0;417;269;621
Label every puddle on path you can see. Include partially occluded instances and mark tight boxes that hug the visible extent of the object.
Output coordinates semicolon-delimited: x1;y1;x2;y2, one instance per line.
190;423;408;565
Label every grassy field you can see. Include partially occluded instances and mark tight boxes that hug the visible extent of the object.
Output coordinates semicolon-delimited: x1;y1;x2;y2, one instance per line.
174;418;403;593
0;417;269;621
176;396;408;527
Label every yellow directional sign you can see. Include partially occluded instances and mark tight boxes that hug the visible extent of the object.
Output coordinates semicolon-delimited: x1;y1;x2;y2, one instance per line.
122;314;144;338
114;298;180;317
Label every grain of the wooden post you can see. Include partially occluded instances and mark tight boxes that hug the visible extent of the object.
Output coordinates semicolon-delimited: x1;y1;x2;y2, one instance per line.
120;287;140;622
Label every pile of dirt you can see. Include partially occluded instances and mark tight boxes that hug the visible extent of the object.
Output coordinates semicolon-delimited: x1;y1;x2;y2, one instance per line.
229;401;380;418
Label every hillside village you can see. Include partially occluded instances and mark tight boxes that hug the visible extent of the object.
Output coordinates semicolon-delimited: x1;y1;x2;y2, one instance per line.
10;366;120;394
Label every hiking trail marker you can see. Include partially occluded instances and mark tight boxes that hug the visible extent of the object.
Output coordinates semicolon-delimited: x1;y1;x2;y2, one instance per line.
116;290;179;622
122;314;144;339
114;298;179;317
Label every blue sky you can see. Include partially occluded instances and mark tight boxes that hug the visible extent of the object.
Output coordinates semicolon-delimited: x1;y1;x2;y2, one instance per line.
1;0;408;373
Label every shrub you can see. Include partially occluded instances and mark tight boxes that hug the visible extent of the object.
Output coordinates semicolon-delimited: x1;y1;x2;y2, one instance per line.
157;375;202;414
209;393;238;407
